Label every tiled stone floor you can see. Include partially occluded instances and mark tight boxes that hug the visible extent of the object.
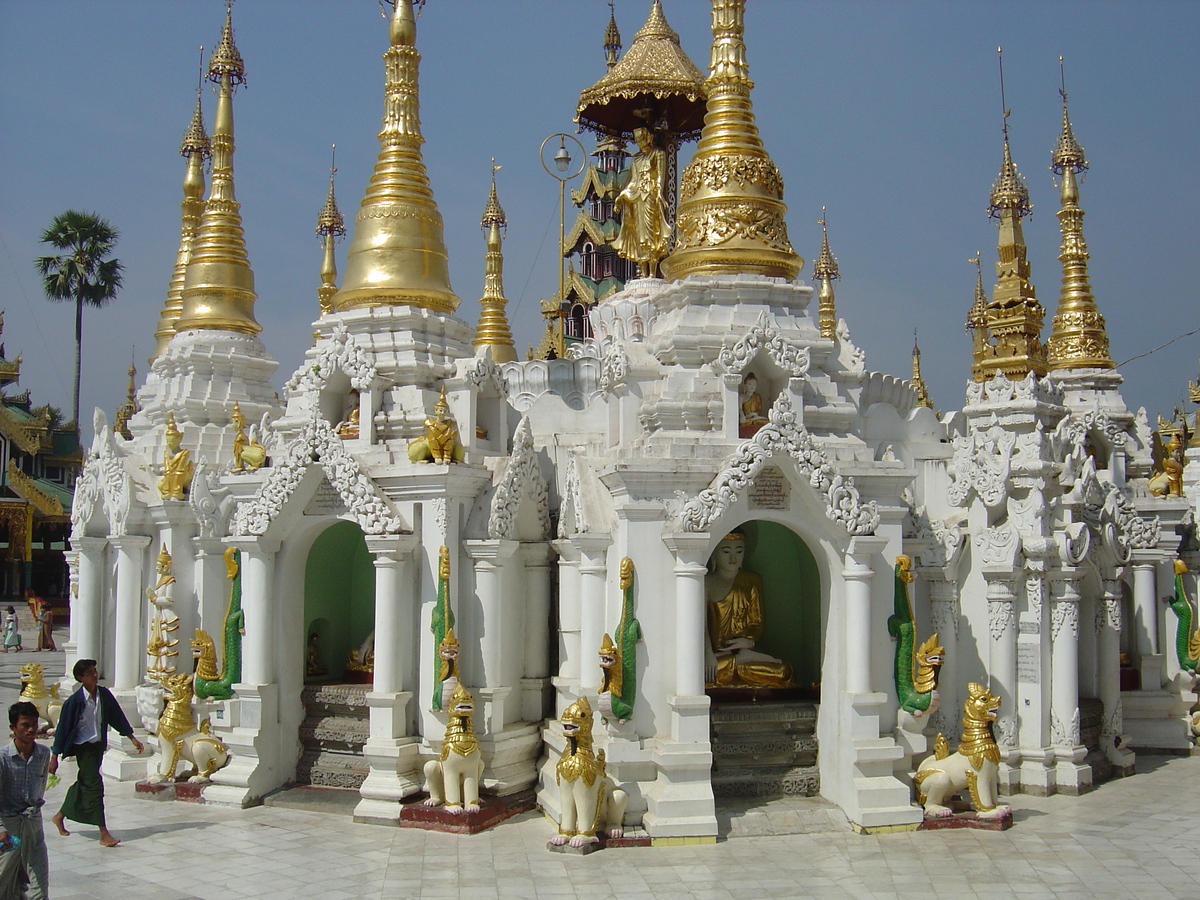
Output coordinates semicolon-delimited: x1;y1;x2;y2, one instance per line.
3;644;1196;899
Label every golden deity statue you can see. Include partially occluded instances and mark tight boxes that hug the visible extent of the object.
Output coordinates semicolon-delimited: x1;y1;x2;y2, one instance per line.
336;390;361;439
230;402;265;470
158;412;194;500
1149;431;1185;498
612;127;669;278
408;387;466;464
704;530;793;688
738;372;769;438
145;545;180;681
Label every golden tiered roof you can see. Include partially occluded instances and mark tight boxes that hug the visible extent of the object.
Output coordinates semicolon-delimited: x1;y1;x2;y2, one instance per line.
473;165;517;363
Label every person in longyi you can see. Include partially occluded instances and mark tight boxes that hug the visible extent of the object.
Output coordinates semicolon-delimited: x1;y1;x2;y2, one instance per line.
704;529;794;687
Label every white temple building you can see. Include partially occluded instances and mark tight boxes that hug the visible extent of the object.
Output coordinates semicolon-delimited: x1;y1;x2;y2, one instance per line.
64;0;1197;841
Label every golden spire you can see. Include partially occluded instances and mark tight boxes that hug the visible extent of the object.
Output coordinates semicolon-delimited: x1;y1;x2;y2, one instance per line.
473;161;517;363
604;2;622;69
661;0;801;282
152;48;212;361
813;207;839;339
316;145;346;317
965;252;989;358
176;4;261;335
332;0;458;314
971;48;1046;382
115;351;139;441
911;331;934;408
1046;59;1112;371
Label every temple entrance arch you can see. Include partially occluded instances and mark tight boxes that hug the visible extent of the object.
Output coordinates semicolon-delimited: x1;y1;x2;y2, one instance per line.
303;520;375;681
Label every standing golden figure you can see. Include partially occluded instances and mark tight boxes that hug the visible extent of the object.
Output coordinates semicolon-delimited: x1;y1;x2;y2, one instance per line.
158;413;193;500
704;530;793;687
612;127;669;277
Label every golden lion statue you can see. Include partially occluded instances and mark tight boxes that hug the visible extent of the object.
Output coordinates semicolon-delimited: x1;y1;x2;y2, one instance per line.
150;672;230;784
422;684;484;813
19;662;62;732
551;696;628;848
913;682;1010;819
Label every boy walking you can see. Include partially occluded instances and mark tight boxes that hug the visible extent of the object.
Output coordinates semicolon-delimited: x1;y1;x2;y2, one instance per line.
0;701;51;899
49;660;143;847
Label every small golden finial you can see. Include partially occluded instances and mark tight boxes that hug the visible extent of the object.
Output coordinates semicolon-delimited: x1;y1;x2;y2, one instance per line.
604;1;622;68
474;158;516;361
316;144;346;318
911;329;933;408
813;207;839;340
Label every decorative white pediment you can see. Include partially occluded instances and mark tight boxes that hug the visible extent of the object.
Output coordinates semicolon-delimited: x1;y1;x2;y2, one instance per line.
965;371;1064;408
558;455;581;538
459;354;509;398
487;417;550;541
676;392;879;535
73;409;136;537
231;412;403;536
715;311;811;379
598;341;630;393
284;322;378;396
189;458;235;540
903;504;966;569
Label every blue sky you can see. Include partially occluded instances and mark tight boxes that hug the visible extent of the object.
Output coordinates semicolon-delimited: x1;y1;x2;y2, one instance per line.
1;1;1196;439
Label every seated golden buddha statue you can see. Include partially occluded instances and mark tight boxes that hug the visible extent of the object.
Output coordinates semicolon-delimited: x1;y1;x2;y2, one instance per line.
158;412;193;500
408;387;466;464
738;372;769;439
704;530;794;688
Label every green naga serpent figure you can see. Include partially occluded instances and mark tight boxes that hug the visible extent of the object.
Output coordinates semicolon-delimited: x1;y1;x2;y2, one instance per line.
887;555;945;719
431;545;456;712
599;557;642;722
191;547;244;701
1166;559;1200;673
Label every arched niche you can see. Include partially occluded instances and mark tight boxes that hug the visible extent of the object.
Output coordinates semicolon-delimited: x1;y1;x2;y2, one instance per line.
303;520;375;681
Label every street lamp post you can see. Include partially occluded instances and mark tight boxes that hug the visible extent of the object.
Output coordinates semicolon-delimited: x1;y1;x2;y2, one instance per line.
539;132;586;357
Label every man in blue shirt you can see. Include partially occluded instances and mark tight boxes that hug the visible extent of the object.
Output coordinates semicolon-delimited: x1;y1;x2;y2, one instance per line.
49;659;143;848
0;701;51;899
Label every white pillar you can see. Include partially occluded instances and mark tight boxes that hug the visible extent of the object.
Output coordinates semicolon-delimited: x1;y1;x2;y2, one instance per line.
1098;579;1132;772
1130;555;1158;658
464;539;518;688
61;548;80;658
110;534;151;690
663;533;710;700
69;537;105;672
368;535;418;696
1050;575;1090;791
843;536;886;694
192;538;231;638
575;534;611;693
924;574;960;736
234;539;279;687
551;540;581;685
520;543;554;723
984;571;1019;746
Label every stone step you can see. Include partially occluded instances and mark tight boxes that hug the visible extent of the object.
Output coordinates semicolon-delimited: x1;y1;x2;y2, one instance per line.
712;764;820;799
295;748;369;790
298;715;370;752
301;683;370;717
712;734;817;768
710;702;817;733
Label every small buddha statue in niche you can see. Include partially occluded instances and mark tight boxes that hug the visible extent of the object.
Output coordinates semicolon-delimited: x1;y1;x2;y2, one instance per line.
306;632;327;677
158;412;194;500
738;372;769;438
336;390;361;439
704;529;794;688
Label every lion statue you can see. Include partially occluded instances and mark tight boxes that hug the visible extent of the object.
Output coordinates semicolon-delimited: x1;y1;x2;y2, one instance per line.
551;696;628;848
423;683;484;814
913;682;1009;819
149;671;230;784
19;662;62;732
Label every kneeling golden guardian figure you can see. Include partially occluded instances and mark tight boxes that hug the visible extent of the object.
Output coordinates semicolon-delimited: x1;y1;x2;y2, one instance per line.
408;387;466;464
704;530;793;688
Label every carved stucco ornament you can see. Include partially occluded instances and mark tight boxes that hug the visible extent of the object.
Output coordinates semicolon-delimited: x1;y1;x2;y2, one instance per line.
284;321;379;395
232;411;403;536
488;417;550;541
947;419;1016;509
676;392;878;535
189;458;235;540
714;311;811;379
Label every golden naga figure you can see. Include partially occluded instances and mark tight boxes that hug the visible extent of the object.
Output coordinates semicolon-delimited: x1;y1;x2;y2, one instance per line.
158;412;194;500
913;682;1009;820
423;683;485;814
408;387;466;464
612;127;669;278
704;530;794;688
551;696;628;849
738;372;769;438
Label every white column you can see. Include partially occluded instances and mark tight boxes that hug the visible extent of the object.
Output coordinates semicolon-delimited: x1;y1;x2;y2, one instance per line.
110;534;151;690
521;543;554;681
843;536;886;694
924;574;960;736
551;540;581;685
464;539;518;688
1097;579;1131;771
1130;555;1158;658
70;537;105;671
574;534;611;693
233;539;279;687
984;571;1019;745
192;538;230;638
1050;584;1081;748
662;533;711;699
61;548;80;655
367;535;417;696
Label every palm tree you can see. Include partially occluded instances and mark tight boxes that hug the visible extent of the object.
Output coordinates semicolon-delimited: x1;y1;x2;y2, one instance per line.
35;210;124;436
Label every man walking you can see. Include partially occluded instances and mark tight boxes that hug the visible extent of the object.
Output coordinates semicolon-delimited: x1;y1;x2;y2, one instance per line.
48;660;143;847
0;701;51;899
